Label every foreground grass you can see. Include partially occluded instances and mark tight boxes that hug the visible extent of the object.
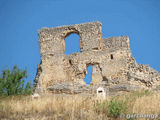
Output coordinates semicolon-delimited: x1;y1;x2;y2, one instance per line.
0;90;160;120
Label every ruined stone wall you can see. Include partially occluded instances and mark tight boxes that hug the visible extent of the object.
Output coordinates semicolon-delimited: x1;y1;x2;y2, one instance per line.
38;22;102;56
34;21;160;95
102;36;130;50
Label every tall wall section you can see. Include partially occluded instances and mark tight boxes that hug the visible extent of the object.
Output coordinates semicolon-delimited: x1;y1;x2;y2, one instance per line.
34;22;160;94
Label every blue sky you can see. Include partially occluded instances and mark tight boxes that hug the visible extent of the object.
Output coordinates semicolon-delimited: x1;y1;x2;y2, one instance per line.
0;0;160;84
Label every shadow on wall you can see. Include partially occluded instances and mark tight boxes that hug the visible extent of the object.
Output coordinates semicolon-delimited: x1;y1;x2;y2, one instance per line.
65;33;81;55
84;65;93;84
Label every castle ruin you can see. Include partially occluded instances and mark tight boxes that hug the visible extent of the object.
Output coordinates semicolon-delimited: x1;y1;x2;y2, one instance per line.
34;21;160;95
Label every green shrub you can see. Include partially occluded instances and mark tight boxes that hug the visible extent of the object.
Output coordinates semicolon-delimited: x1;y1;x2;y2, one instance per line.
0;65;33;96
108;98;127;118
24;81;33;95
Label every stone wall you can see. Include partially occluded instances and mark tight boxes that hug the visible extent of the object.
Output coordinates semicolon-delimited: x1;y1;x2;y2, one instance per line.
38;22;102;57
34;21;160;95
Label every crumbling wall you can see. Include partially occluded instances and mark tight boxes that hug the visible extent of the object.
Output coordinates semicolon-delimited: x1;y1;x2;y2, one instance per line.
38;22;102;56
34;21;160;95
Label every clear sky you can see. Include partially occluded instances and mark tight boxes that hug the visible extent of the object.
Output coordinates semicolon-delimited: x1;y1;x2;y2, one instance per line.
0;0;160;84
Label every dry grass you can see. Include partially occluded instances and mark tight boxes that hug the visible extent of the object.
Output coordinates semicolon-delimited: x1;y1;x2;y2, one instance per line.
0;91;160;120
132;94;160;114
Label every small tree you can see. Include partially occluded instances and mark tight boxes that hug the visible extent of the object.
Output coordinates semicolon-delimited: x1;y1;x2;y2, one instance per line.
0;65;33;96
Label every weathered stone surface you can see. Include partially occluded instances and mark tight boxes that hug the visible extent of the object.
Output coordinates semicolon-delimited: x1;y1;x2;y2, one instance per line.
34;21;160;96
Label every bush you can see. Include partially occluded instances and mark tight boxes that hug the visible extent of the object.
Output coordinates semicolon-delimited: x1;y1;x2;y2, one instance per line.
24;81;33;95
0;65;33;96
108;98;127;118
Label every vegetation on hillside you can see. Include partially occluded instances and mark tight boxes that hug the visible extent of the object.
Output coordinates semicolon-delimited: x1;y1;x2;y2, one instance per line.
0;90;159;120
0;65;33;96
0;66;159;119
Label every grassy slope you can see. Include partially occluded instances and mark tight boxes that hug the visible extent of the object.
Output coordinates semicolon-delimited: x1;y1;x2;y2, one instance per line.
0;90;160;120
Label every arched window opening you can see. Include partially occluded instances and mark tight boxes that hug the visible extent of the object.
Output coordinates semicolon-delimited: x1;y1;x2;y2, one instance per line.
65;33;81;55
83;65;93;84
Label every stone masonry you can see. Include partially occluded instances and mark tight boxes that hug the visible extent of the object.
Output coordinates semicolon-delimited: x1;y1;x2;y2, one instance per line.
34;21;160;95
